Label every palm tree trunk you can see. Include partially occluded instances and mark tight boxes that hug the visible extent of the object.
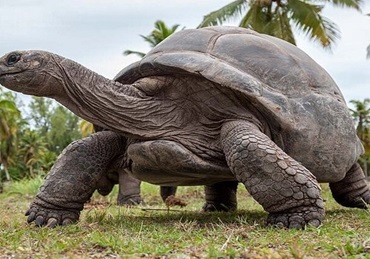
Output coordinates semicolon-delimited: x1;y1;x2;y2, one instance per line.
4;165;10;181
30;166;34;178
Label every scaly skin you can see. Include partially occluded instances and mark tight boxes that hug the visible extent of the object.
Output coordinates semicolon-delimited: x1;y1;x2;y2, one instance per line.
26;131;126;227
330;163;370;209
221;121;325;229
92;126;143;206
0;47;367;229
203;181;238;212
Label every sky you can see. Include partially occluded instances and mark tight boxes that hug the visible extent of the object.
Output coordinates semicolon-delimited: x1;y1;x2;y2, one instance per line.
0;0;370;107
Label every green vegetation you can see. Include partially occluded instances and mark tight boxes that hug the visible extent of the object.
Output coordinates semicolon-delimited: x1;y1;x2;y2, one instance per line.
0;2;369;257
198;0;364;49
0;181;369;258
350;99;370;177
0;89;83;184
123;20;182;58
0;91;20;181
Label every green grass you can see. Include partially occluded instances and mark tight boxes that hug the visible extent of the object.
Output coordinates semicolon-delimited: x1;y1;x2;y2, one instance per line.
0;180;369;258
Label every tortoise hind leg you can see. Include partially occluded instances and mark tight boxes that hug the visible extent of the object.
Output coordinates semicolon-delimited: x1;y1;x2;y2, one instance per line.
203;181;238;212
329;163;370;209
117;169;143;205
160;186;177;202
221;120;325;229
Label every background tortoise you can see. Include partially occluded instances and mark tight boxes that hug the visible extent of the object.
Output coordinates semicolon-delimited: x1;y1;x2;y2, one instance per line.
0;26;369;229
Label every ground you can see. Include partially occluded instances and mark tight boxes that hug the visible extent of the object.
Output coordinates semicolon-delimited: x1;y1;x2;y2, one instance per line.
0;177;369;258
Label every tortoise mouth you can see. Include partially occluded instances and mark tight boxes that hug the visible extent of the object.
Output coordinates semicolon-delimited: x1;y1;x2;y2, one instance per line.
0;69;23;78
0;69;25;88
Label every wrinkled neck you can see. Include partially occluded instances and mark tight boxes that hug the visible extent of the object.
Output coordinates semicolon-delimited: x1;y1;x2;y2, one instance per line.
51;57;152;138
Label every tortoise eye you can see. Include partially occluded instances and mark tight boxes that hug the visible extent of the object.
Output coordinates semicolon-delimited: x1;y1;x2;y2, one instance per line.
6;53;21;65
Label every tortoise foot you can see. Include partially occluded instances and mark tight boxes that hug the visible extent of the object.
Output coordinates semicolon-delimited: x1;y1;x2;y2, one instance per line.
332;190;370;209
202;202;236;212
330;163;370;209
203;181;238;212
117;195;143;206
267;207;324;229
25;202;80;228
160;186;178;202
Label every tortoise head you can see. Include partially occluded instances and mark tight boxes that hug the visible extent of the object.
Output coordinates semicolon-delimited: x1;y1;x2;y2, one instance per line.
0;50;56;96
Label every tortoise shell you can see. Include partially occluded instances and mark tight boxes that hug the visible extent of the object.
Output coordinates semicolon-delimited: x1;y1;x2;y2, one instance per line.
115;26;362;181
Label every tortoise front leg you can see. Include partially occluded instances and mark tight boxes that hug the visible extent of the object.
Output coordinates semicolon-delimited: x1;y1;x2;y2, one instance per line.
221;121;325;229
26;131;126;227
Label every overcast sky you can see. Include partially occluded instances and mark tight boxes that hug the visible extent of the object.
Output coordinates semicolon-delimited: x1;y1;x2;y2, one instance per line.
1;0;369;106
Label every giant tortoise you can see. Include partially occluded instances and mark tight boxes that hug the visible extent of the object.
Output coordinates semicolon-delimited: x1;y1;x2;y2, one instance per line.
0;26;369;229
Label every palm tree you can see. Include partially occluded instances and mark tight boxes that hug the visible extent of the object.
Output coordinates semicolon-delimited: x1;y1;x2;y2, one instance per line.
18;130;48;178
0;99;20;181
124;20;182;57
38;151;57;173
350;99;370;141
198;0;363;49
350;99;370;176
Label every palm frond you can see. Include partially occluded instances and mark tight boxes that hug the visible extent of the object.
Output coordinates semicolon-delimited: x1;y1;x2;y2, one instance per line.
123;50;146;58
140;34;159;48
288;0;340;49
198;0;248;28
239;4;267;31
267;9;296;45
154;20;180;38
320;0;363;11
0;118;10;137
0;100;20;114
143;20;181;47
239;3;296;45
123;20;181;57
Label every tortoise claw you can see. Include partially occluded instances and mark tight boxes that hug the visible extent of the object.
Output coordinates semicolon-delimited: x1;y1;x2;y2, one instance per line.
117;195;143;206
25;202;80;227
26;211;36;223
267;207;324;229
202;202;236;212
62;218;75;226
35;215;45;227
46;218;58;228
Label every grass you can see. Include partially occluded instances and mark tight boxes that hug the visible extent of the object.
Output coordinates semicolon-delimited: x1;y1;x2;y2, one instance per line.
0;179;369;258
